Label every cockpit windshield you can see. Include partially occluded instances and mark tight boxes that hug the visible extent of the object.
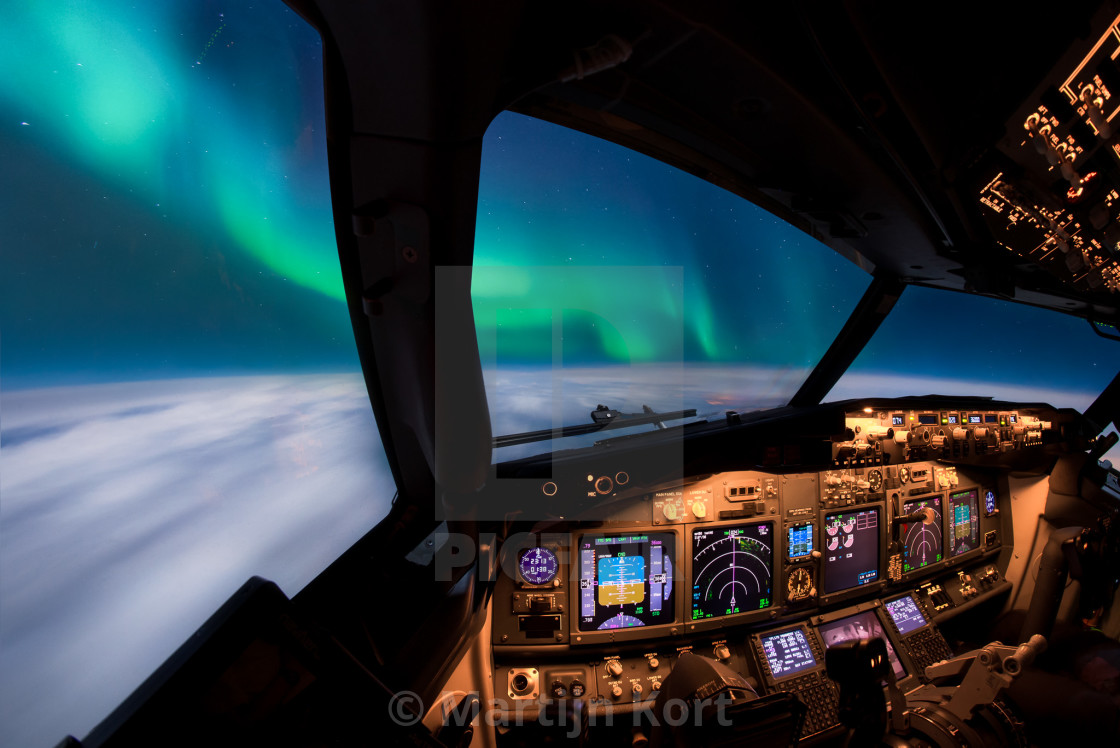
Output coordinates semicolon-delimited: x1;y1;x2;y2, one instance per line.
828;285;1120;411
474;113;872;460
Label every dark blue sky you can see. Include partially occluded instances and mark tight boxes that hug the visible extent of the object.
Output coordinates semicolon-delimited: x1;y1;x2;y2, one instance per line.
3;1;1119;403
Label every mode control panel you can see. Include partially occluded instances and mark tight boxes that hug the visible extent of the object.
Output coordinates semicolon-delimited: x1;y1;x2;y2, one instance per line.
839;408;1056;467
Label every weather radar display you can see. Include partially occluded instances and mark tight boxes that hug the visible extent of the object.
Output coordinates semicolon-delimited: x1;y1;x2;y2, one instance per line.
902;495;943;572
578;534;675;631
691;523;773;619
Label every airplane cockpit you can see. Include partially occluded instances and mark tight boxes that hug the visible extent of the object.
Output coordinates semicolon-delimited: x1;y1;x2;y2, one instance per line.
38;1;1120;746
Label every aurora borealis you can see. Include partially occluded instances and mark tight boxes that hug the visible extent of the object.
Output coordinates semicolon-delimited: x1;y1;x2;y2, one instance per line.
473;116;868;369
2;1;348;387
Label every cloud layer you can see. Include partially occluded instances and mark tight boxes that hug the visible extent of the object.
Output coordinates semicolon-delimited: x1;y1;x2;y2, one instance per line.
1;374;394;747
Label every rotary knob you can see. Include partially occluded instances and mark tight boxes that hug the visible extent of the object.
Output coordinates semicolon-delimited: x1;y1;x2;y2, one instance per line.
611;684;623;699
648;657;660;670
662;504;679;521
632;683;643;695
607;660;624;677
713;644;731;661
691;501;707;518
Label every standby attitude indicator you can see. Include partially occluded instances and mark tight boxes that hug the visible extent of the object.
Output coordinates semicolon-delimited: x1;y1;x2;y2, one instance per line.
518;546;559;585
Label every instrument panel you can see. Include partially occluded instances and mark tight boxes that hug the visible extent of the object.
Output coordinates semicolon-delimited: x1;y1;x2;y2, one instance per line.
488;399;1071;733
493;458;1001;647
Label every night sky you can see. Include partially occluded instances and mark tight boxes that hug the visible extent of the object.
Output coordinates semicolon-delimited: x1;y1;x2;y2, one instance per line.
2;1;350;388
4;1;1118;398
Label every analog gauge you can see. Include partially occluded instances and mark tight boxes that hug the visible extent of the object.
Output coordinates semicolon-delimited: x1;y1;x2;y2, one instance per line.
899;466;910;484
787;567;813;601
867;469;883;492
518;547;559;586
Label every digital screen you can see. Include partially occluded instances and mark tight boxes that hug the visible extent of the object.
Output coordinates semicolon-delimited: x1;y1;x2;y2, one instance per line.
891;414;905;426
817;611;907;680
948;489;980;556
985;414;998;423
884;595;929;635
787;523;814;561
823;508;880;593
948;414;959;425
984;489;998;516
918;414;938;425
691;523;773;620
578;533;675;631
759;628;817;679
518;547;559;585
969;414;982;424
902;495;943;572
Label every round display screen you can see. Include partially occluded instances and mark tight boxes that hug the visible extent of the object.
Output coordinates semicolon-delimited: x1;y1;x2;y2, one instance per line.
518;547;559;585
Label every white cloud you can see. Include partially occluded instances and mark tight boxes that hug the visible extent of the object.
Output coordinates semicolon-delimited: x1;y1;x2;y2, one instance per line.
0;375;395;747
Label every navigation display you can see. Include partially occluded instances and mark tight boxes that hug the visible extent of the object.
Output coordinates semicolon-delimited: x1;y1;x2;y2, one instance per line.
578;533;675;631
884;595;929;635
948;489;980;556
902;495;943;572
818;611;907;680
691;522;773;620
823;508;880;594
759;627;817;679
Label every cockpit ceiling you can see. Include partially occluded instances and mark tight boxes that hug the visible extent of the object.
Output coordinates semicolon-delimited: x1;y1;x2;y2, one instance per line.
474;1;1120;319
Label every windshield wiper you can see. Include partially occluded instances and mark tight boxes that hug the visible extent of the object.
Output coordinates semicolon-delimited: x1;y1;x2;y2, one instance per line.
492;404;698;448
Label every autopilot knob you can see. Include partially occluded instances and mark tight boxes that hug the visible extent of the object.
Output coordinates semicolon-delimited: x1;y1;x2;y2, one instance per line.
713;644;731;662
607;660;624;677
